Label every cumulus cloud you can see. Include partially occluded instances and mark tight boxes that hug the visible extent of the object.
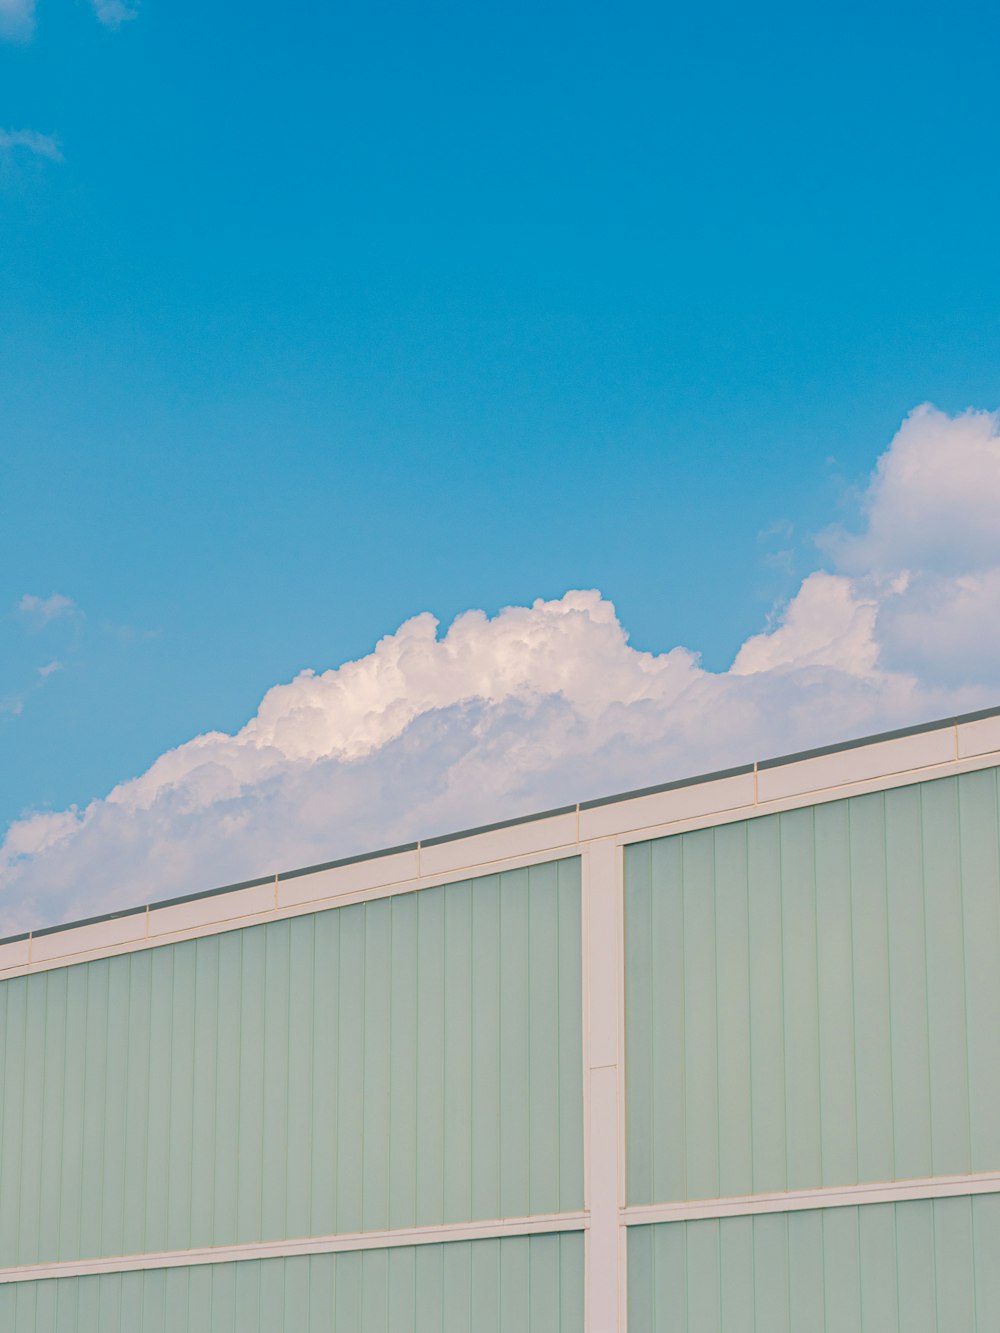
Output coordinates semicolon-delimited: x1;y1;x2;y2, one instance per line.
2;406;1000;935
0;129;62;162
0;0;33;40
827;405;1000;576
823;405;1000;685
732;572;882;677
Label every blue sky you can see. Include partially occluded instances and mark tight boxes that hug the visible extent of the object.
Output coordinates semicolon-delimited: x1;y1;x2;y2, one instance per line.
3;0;1000;927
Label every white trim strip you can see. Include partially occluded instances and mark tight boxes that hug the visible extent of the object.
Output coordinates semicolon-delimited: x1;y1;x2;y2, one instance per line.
0;1211;589;1285
3;745;1000;982
582;839;623;1333
621;1171;1000;1227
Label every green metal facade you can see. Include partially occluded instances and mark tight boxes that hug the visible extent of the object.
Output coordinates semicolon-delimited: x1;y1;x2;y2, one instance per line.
4;744;1000;1329
624;765;1000;1329
625;768;1000;1204
0;1232;585;1332
627;1195;1000;1333
0;858;583;1267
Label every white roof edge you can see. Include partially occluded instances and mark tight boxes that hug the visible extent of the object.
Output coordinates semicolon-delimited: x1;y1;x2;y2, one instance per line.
3;706;1000;978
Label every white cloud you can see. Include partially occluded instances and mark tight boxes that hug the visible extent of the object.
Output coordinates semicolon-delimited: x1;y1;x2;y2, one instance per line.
0;0;34;41
821;404;1000;685
1;0;134;39
91;0;136;27
826;404;1000;576
731;572;881;677
17;592;77;624
0;129;62;162
2;406;1000;935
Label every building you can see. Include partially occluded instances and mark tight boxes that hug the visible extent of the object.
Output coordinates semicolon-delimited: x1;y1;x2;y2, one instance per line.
2;706;1000;1330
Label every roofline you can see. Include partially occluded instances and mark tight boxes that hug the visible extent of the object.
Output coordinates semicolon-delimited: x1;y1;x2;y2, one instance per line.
5;702;1000;949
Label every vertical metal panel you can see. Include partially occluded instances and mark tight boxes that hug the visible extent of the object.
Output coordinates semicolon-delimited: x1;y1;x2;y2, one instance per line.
0;857;582;1267
286;917;316;1241
190;938;219;1249
884;785;933;1181
37;969;67;1266
1;978;26;1265
714;824;752;1201
19;972;46;1267
787;1204;823;1333
103;955;131;1257
625;767;1000;1204
310;909;340;1240
556;860;584;1210
528;864;560;1210
362;905;392;1233
780;809;822;1193
0;1232;583;1333
850;794;894;1185
414;888;445;1227
814;799;858;1189
719;1215;753;1333
445;890;474;1227
235;924;266;1245
262;923;292;1243
211;932;241;1245
628;1194;1000;1331
167;940;197;1252
145;946;174;1253
499;871;531;1219
923;780;973;1177
746;815;786;1195
60;964;87;1258
471;878;500;1223
388;894;419;1230
682;831;719;1202
956;770;1000;1169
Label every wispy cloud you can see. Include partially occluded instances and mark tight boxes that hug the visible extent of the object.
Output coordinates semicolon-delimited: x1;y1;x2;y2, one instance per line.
0;0;34;41
0;604;74;731
1;0;135;40
17;592;78;625
3;405;999;935
0;129;62;162
91;0;137;28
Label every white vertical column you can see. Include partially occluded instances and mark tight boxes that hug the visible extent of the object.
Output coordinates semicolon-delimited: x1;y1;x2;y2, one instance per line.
583;838;625;1332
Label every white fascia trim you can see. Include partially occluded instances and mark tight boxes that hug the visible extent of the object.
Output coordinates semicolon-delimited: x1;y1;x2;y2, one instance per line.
604;748;1000;852
621;1171;1000;1227
3;737;1000;982
0;1211;589;1286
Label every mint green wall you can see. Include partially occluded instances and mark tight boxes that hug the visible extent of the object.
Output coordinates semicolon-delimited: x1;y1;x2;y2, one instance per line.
625;768;1000;1204
0;1231;584;1333
0;858;583;1267
628;1194;1000;1332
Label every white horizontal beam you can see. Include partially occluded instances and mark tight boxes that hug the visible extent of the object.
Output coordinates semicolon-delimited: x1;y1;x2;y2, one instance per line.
621;1170;1000;1227
0;1211;589;1286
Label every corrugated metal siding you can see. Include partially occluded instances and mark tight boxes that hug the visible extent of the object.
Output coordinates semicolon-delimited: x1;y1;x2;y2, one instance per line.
0;1231;584;1332
0;858;583;1267
625;767;1000;1204
627;1194;1000;1332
